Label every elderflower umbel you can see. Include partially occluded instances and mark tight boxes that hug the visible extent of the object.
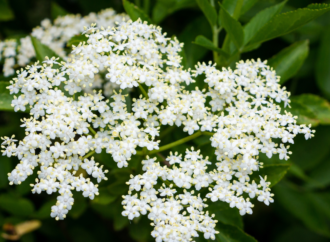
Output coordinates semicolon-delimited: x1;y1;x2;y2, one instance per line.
1;19;314;240
0;8;127;83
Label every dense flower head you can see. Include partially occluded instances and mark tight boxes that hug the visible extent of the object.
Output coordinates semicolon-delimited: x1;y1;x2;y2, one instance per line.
0;8;127;77
123;149;276;241
1;19;314;241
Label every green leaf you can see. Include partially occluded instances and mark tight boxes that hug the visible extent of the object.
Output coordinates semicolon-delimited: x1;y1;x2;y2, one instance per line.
152;0;196;24
178;16;212;68
285;99;319;126
0;82;14;111
196;0;217;28
222;0;252;20
281;20;323;45
193;35;229;58
288;164;312;182
113;200;129;231
0;194;34;217
114;211;129;231
247;3;330;47
220;5;244;49
274;182;330;237
258;153;290;166
66;34;89;47
241;0;258;16
288;164;325;189
244;1;287;45
35;200;56;219
129;216;152;241
16;174;37;195
193;135;211;147
69;199;87;219
216;221;257;242
0;74;15;82
51;2;68;20
207;201;243;229
291;94;330;125
222;0;239;17
308;152;330;188
107;181;129;196
151;2;168;24
241;42;261;53
90;203;114;220
0;0;14;21
123;0;152;23
91;188;116;205
308;193;330;220
289;125;330;171
251;164;291;187
268;40;309;84
30;36;63;63
316;26;330;99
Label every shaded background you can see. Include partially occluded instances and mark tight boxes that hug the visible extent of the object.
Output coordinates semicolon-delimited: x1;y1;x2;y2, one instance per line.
1;0;330;241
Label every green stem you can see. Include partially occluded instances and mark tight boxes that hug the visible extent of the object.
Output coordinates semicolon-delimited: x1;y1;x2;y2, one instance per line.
138;84;148;98
135;131;215;156
142;147;148;155
135;150;143;156
203;131;215;136
156;152;170;166
88;126;97;136
135;147;148;156
212;27;219;63
82;150;95;160
149;131;202;155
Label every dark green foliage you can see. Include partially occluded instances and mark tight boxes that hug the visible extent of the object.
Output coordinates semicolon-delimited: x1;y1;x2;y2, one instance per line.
317;26;330;99
268;40;309;84
194;35;229;58
216;221;257;242
250;164;291;187
0;0;14;21
219;5;244;49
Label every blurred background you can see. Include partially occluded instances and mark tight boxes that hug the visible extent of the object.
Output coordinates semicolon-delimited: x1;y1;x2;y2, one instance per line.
1;0;330;241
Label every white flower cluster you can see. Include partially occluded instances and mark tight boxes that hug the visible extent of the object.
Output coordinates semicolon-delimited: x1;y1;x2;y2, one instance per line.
1;19;314;241
122;152;218;241
0;8;127;78
122;149;277;241
0;39;24;76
